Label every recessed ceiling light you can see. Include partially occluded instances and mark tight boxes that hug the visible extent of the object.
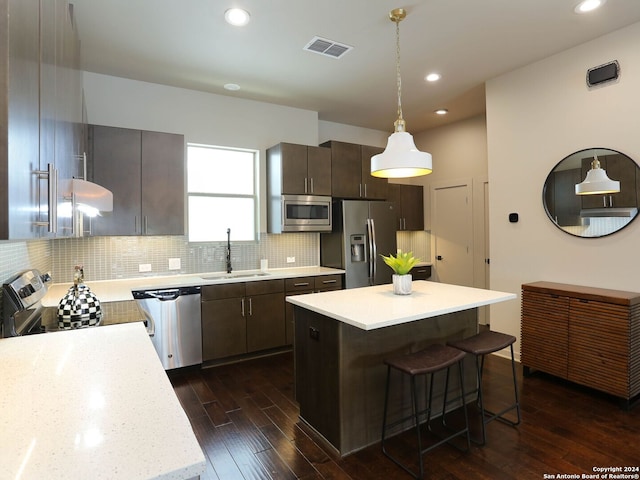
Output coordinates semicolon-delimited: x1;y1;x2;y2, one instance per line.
224;83;241;91
574;0;606;14
434;109;448;115
224;8;250;26
425;73;441;82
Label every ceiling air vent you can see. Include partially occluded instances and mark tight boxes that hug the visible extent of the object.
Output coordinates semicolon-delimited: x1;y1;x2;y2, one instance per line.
304;36;353;59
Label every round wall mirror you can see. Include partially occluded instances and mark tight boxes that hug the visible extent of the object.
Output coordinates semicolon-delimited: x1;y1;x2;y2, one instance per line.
543;148;640;238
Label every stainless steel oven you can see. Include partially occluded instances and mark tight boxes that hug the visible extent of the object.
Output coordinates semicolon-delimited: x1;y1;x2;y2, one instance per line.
2;269;51;337
280;194;332;232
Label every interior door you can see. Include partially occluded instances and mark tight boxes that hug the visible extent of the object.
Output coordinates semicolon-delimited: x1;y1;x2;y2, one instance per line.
432;182;473;287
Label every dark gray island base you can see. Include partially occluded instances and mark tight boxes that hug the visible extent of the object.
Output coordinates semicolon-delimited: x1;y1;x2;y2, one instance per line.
293;305;478;457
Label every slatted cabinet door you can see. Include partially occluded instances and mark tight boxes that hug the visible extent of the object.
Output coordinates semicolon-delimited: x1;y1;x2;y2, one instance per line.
521;289;570;379
522;281;640;406
568;298;634;398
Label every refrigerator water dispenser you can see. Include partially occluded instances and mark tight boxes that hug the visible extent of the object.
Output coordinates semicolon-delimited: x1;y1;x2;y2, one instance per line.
350;235;365;262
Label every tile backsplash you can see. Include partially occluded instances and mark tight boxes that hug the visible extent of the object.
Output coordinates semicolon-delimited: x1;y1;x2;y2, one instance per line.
50;233;319;283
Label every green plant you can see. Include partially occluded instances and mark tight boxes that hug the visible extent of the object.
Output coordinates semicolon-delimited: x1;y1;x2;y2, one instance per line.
381;250;420;275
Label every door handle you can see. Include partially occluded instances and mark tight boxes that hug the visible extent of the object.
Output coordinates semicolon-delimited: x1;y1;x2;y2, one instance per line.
436;255;443;260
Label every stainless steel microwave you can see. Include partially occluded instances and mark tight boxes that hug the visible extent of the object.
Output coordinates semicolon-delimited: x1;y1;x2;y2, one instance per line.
275;195;332;232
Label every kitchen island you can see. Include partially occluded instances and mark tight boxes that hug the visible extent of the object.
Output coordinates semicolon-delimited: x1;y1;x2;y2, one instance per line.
287;280;516;456
0;322;205;479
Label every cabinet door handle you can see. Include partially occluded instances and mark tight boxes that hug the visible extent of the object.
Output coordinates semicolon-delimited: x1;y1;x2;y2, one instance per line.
241;298;245;317
310;177;314;193
144;216;148;234
304;177;308;194
34;163;58;233
248;297;252;316
321;279;336;284
294;282;310;287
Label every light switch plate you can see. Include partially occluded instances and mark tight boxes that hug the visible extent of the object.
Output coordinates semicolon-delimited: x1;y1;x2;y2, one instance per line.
138;264;152;273
168;258;181;270
286;256;295;263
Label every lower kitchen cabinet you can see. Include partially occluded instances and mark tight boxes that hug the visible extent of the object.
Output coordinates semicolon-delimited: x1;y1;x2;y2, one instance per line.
285;274;343;344
201;279;284;361
410;265;432;280
245;281;285;352
521;281;640;408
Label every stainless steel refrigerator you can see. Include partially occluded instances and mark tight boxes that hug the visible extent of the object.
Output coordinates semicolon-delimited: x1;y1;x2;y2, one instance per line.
321;200;397;289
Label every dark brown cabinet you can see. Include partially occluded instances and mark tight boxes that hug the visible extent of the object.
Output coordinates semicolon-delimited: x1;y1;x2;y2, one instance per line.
89;125;185;236
321;141;388;200
580;154;639;210
267;142;331;196
409;265;431;280
387;183;424;230
284;274;343;344
201;279;285;361
522;281;640;407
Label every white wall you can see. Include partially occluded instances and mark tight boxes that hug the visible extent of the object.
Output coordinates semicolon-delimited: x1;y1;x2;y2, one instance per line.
486;22;640;358
413;115;488;230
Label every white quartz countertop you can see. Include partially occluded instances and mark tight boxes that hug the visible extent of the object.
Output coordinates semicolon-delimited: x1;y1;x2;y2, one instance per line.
0;322;206;480
42;266;344;307
286;280;516;330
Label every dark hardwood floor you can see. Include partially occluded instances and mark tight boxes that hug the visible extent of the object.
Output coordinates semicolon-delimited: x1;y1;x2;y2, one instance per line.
169;351;640;480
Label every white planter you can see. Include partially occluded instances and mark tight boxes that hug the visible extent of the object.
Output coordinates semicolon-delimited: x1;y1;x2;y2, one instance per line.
392;274;412;295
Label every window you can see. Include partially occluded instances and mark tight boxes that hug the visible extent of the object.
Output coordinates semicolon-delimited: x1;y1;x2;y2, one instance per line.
187;144;259;242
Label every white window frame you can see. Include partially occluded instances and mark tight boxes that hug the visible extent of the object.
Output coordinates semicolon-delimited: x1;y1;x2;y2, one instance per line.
186;143;259;242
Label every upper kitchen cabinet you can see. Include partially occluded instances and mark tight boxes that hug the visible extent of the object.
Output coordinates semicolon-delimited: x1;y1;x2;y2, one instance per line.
267;143;331;196
360;145;388;200
89;125;185;236
321;141;388;200
387;183;424;231
0;0;82;239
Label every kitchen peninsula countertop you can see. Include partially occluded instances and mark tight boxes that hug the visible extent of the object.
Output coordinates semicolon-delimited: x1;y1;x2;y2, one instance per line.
0;322;205;480
42;266;344;307
286;280;516;330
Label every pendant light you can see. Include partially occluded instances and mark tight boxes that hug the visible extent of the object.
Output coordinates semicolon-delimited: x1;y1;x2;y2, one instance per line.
371;8;432;178
575;156;620;195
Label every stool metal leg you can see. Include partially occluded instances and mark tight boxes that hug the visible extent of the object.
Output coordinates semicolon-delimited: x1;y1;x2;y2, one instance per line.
475;344;521;445
381;364;471;479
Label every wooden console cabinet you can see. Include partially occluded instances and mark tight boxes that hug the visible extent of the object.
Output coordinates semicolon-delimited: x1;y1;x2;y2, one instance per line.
521;281;640;408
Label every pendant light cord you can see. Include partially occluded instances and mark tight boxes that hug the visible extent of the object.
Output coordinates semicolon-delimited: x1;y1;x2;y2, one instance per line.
392;13;406;132
396;18;403;124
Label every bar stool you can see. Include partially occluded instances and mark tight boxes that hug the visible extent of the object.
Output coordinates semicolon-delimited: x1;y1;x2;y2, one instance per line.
446;330;521;445
381;344;471;479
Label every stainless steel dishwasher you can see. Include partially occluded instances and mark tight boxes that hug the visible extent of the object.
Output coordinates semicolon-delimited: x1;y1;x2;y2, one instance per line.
132;286;202;370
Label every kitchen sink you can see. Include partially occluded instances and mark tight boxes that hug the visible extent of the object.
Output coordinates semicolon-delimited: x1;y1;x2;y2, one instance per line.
201;272;270;281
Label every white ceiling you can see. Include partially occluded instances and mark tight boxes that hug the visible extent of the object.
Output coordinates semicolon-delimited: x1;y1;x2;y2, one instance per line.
70;0;640;133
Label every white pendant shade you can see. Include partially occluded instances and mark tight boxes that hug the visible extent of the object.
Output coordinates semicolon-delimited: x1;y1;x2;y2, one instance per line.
575;162;620;195
371;131;432;178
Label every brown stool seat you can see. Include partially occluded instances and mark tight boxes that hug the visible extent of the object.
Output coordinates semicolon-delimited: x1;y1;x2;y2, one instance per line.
446;330;521;445
385;344;467;376
447;330;515;356
381;343;470;479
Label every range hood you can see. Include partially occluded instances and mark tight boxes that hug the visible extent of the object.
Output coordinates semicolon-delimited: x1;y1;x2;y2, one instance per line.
62;178;113;215
580;207;638;218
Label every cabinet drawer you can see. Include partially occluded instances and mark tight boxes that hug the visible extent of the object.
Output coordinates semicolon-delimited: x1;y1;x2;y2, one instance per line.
410;266;431;280
202;283;245;301
245;279;284;296
285;277;315;293
315;274;342;290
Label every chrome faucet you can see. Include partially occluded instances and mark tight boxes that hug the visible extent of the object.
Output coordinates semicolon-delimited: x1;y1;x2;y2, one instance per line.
226;228;232;274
